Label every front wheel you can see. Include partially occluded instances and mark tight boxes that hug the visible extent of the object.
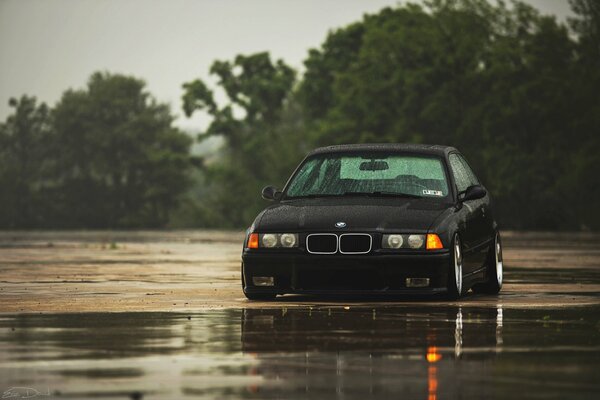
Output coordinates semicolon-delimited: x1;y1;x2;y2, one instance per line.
446;234;464;300
472;232;503;294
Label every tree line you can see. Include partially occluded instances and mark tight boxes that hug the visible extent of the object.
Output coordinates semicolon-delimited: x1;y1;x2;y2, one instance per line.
0;73;196;228
1;0;598;230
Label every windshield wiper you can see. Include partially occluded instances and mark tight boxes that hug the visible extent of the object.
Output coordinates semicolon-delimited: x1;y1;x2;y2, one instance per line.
285;191;423;200
341;191;423;199
283;193;344;200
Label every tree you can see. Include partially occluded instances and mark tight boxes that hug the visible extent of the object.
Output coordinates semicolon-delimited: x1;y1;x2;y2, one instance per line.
181;52;305;227
566;0;600;230
569;0;600;64
48;72;195;228
0;96;51;228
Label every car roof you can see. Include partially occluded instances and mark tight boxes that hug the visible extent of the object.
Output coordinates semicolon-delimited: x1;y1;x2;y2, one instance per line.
307;143;458;157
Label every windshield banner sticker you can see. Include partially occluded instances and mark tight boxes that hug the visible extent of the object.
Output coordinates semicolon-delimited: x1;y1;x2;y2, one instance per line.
423;189;443;196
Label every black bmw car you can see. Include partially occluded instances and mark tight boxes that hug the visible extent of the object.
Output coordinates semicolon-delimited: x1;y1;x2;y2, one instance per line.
242;144;503;300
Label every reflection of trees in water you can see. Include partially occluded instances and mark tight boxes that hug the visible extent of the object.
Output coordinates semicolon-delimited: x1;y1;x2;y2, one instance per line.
2;311;249;398
4;305;598;399
4;310;243;359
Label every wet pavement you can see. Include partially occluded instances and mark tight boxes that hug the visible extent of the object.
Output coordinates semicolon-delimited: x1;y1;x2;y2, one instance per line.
1;230;599;311
0;231;599;398
1;306;599;399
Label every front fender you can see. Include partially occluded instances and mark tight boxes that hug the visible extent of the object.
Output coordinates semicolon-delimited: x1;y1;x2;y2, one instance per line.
428;207;462;249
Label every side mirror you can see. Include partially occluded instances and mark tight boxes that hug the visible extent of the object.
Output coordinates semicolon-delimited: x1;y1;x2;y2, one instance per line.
261;185;282;201
460;185;486;202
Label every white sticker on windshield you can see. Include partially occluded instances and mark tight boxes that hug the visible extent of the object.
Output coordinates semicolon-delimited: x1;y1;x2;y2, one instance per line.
423;189;443;196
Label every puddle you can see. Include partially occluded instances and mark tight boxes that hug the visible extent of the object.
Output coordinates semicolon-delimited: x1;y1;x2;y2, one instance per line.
507;267;600;285
1;306;599;399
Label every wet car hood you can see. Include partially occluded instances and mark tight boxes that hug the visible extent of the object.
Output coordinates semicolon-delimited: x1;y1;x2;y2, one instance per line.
255;197;451;232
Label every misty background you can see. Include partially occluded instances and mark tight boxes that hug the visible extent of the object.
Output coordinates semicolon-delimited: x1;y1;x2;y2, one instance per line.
0;0;573;130
1;0;598;230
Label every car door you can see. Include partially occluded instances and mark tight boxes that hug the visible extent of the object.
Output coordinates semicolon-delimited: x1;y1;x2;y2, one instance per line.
457;154;493;238
449;153;486;273
457;154;493;269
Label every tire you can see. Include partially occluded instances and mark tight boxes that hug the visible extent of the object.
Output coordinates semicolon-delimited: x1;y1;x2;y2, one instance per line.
446;233;464;300
472;232;503;294
241;263;276;301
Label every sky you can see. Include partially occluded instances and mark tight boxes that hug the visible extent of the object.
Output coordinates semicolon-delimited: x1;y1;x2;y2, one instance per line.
0;0;575;132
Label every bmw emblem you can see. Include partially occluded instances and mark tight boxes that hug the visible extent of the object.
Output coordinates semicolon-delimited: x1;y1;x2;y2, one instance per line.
335;222;347;228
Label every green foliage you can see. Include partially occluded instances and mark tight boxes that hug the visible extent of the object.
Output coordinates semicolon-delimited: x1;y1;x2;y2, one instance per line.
569;0;600;64
0;73;195;228
0;96;51;228
179;52;307;227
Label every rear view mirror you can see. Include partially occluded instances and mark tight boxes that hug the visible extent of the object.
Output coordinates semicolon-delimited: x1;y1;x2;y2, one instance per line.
359;160;389;171
460;185;486;202
262;185;282;201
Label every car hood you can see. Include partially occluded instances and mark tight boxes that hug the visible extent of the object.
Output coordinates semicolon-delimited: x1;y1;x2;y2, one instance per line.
254;197;451;232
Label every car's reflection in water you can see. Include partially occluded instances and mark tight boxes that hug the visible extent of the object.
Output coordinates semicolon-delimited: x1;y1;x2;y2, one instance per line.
241;306;503;399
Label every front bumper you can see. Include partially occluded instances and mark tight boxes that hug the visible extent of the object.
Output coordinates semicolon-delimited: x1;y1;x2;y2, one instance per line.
242;250;451;296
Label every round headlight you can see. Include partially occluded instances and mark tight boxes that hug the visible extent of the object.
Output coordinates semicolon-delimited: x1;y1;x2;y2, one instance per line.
407;234;424;249
386;234;403;249
261;234;277;248
280;233;297;248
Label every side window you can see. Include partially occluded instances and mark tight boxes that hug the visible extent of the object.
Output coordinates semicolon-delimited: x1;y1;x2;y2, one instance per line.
449;154;470;193
458;155;479;187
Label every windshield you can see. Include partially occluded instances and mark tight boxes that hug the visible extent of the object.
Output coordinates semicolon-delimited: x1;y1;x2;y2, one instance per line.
285;153;450;199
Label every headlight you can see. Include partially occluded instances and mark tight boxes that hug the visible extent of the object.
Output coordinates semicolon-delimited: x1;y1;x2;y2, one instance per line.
261;233;278;248
382;234;426;249
280;233;297;248
385;234;403;249
257;233;299;248
407;234;425;249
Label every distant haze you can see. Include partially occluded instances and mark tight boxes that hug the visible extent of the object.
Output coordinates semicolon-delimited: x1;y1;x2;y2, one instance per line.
0;0;574;132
